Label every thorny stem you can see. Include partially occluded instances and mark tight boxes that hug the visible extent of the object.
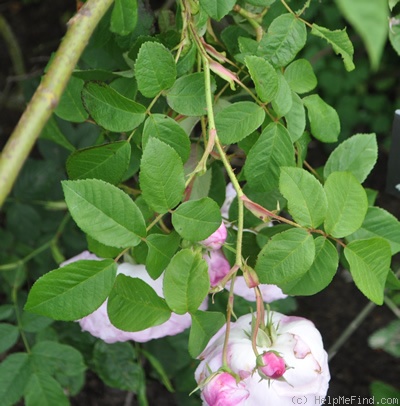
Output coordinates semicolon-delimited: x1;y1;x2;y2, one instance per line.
303;159;323;181
146;213;165;232
251;287;265;356
183;2;249;366
233;5;264;41
213;137;245;266
280;0;313;28
222;269;238;367
145;91;163;114
0;0;114;209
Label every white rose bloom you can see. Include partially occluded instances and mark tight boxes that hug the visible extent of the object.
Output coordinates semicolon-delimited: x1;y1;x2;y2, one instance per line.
195;311;330;405
62;253;207;343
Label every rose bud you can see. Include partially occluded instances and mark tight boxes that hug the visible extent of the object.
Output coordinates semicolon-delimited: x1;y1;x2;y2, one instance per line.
202;372;249;406
258;351;286;380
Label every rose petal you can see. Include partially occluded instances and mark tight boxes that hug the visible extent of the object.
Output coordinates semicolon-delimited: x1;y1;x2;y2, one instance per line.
204;249;231;286
200;222;228;250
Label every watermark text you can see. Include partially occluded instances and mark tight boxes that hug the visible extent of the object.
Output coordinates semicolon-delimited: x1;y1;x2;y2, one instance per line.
292;395;399;405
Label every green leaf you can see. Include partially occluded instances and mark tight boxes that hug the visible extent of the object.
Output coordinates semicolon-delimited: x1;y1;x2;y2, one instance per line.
140;349;174;394
63;179;146;248
82;82;146;132
334;0;388;70
285;91;306;142
389;14;400;56
370;380;400;400
167;72;214;116
344;238;391;304
87;235;122;259
163;249;210;314
280;167;327;228
140;138;185;214
40;116;75;152
24;373;69;406
255;228;315;285
93;341;144;391
30;341;86;388
245;122;295;192
67;141;131;185
199;0;236;20
146;232;181;279
189;311;225;358
21;312;53;333
284;59;317;94
24;260;117;320
280;237;338;296
108;274;171;331
271;72;293;118
0;323;19;354
386;269;400;290
0;305;14;321
324;133;378;183
324;172;368;238
0;353;31;406
311;24;355;71
215;102;265;144
172;197;221;241
135;42;176;97
303;94;340;142
346;207;400;255
55;76;88;123
110;0;138;36
143;114;190;162
245;55;278;103
389;0;400;10
190;167;212;201
257;13;307;67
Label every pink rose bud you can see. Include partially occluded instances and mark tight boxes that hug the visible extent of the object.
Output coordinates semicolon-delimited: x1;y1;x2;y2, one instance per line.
200;222;228;250
203;249;231;287
209;60;241;91
258;351;286;380
242;264;259;288
202;372;249;406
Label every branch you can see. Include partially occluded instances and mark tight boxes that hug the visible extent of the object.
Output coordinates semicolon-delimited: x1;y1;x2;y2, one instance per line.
0;0;114;209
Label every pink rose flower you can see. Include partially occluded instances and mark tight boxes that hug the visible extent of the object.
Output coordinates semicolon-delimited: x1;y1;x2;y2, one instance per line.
195;312;330;406
221;183;236;219
79;263;208;343
202;372;249;406
203;249;231;287
200;222;228;250
62;253;207;343
60;250;101;266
